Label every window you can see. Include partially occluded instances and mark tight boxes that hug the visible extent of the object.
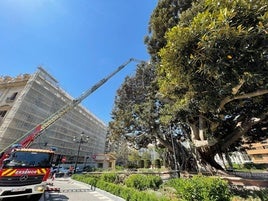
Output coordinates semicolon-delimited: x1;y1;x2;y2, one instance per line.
97;163;103;168
254;154;263;159
0;110;7;117
3;151;53;168
0;110;7;122
10;92;18;101
6;92;18;102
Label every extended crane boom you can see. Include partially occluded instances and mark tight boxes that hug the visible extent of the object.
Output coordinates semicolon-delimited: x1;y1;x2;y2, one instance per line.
0;58;144;201
0;58;142;154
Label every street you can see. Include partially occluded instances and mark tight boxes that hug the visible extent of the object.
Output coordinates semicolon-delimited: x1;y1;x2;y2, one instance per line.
39;177;125;201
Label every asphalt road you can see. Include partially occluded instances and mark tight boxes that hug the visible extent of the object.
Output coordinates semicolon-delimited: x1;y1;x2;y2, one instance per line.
40;177;125;201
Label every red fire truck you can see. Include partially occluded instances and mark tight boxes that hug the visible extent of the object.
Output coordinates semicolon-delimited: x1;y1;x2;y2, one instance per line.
0;58;141;200
0;148;54;200
0;125;54;200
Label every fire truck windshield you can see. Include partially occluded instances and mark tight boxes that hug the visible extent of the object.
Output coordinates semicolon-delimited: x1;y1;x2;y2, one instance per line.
3;151;52;168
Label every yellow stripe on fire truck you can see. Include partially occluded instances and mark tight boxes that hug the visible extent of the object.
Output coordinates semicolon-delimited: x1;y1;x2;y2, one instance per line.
37;168;47;174
1;168;47;176
2;169;17;176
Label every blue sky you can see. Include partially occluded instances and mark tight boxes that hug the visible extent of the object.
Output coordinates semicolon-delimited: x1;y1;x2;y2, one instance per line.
0;0;157;124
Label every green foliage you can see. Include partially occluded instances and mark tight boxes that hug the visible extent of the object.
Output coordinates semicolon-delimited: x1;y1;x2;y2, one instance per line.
141;151;151;160
159;0;268;113
128;150;141;162
124;174;147;190
157;0;268;168
145;0;195;61
109;63;160;151
109;0;268;175
144;159;152;168
230;186;268;201
164;175;231;201
243;162;267;170
73;173;266;201
73;174;171;201
154;159;161;168
243;162;255;169
100;172;118;183
138;160;144;168
124;174;163;191
71;174;99;186
115;165;124;171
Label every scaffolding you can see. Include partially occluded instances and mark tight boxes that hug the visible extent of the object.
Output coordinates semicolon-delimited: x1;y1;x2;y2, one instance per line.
0;68;107;165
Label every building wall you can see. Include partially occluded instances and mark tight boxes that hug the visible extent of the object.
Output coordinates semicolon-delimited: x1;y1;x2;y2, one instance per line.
214;151;252;168
0;67;107;165
245;140;268;164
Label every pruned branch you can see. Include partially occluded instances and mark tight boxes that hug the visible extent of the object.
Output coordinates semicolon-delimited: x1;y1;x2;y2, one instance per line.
232;79;245;95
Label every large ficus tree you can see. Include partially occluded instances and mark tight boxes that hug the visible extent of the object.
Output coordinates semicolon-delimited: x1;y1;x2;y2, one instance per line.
108;0;268;171
108;62;194;171
109;0;197;171
158;0;268;169
109;62;158;148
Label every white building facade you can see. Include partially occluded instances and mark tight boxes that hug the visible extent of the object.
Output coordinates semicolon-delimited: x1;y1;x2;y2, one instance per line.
0;67;107;166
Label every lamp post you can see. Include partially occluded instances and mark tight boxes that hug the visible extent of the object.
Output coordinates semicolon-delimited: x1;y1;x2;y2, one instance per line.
73;132;89;174
170;125;180;178
170;132;178;177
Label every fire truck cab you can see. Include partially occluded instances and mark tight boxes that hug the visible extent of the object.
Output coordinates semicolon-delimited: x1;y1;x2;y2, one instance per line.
0;148;54;200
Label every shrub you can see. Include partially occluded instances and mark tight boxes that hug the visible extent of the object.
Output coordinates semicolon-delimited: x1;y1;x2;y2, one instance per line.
164;175;231;201
147;174;163;190
115;165;124;171
73;174;172;201
100;172;118;183
97;180;171;201
243;162;266;170
243;162;255;169
72;174;99;186
124;174;163;191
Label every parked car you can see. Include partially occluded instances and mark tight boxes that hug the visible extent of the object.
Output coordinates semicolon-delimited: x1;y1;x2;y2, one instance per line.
58;167;69;174
83;166;93;172
51;166;69;177
75;167;83;173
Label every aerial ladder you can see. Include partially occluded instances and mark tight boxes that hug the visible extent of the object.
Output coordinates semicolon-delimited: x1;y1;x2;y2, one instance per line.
1;58;142;155
0;58;142;200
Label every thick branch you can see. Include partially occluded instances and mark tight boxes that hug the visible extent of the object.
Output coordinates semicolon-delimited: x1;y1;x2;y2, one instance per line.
220;113;267;150
189;122;218;147
219;89;268;112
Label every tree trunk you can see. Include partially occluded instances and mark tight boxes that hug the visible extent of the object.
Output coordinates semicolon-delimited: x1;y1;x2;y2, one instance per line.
197;146;224;171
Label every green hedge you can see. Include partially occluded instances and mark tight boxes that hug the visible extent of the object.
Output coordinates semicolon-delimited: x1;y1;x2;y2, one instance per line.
164;175;231;201
72;174;99;186
124;174;163;190
100;172;118;183
72;174;232;201
97;180;170;201
72;174;170;201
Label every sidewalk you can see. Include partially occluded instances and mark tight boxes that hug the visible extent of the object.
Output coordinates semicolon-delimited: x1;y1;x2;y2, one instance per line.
73;179;126;201
50;177;126;201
